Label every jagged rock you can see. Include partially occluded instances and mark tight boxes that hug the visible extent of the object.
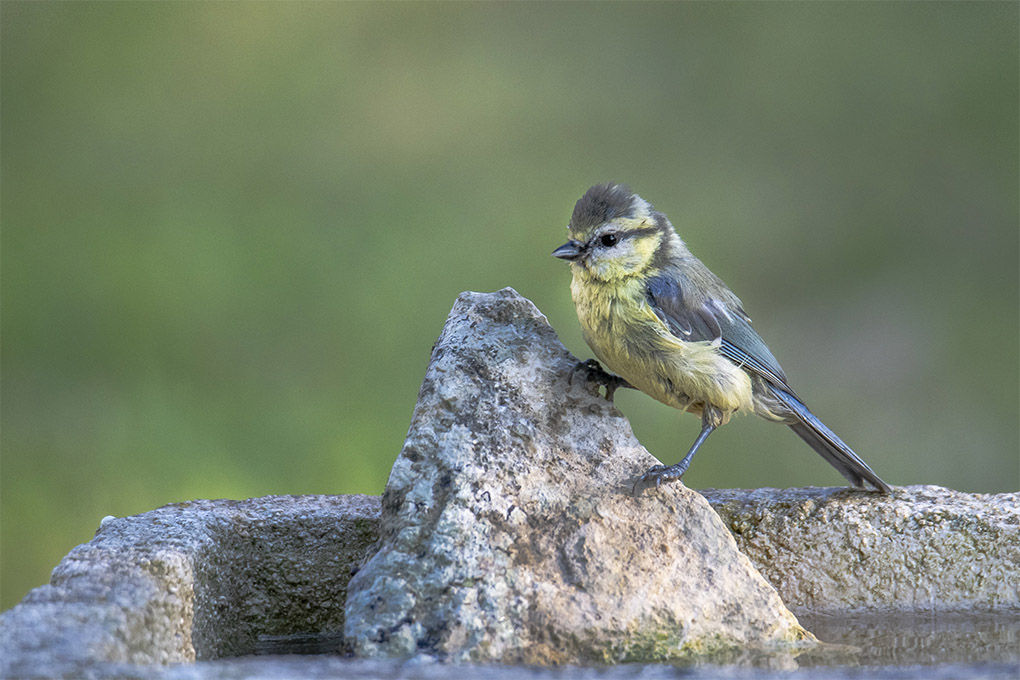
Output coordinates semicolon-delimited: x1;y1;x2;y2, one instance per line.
703;485;1020;613
0;495;379;679
343;288;812;664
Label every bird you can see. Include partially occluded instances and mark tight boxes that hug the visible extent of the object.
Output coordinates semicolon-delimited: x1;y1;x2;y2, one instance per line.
552;183;891;493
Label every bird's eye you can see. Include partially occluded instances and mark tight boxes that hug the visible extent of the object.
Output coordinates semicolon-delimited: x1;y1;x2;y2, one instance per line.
600;233;618;247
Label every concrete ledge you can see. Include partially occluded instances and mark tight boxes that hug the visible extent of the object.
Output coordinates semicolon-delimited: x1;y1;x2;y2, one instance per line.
703;485;1020;613
2;487;1017;678
0;495;379;679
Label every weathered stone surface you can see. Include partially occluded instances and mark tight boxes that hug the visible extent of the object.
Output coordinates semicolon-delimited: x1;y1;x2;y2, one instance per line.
703;486;1020;613
6;287;1016;679
0;495;379;679
343;288;812;664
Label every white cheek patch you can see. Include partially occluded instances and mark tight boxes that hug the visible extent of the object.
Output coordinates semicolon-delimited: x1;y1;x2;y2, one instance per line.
581;219;662;281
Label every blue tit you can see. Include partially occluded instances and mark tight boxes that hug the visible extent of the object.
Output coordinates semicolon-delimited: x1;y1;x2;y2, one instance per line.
553;183;891;493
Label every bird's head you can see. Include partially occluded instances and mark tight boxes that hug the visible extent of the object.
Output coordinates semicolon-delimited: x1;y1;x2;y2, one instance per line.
552;183;677;282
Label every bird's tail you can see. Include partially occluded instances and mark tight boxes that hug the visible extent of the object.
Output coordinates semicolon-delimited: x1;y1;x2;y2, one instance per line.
771;387;892;492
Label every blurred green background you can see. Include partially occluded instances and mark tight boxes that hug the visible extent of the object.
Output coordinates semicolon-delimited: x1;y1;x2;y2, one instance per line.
2;2;1017;611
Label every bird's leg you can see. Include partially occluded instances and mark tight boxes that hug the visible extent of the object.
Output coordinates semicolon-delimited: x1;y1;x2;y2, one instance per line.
572;359;634;402
634;405;724;493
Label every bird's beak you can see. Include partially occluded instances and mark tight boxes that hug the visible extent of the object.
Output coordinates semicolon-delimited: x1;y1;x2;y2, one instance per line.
552;240;585;261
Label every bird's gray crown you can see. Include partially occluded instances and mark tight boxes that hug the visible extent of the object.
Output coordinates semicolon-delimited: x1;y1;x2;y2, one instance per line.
570;183;636;232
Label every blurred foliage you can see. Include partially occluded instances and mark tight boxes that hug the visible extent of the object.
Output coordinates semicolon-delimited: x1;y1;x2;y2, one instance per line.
1;2;1017;611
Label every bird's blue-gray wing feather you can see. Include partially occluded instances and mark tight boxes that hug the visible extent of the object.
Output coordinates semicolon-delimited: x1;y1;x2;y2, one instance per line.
645;274;792;392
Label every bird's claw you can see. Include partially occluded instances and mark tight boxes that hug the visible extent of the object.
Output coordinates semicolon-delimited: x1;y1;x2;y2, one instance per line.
573;359;631;402
632;464;686;495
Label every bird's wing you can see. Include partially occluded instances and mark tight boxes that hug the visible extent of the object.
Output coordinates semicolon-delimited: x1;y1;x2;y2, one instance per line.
645;273;793;392
646;273;890;492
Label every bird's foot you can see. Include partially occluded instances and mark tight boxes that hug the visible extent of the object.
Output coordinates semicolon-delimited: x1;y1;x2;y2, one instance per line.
632;463;687;494
572;359;632;402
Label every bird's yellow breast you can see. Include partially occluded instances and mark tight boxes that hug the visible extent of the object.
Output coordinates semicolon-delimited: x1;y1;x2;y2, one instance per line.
570;270;753;416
